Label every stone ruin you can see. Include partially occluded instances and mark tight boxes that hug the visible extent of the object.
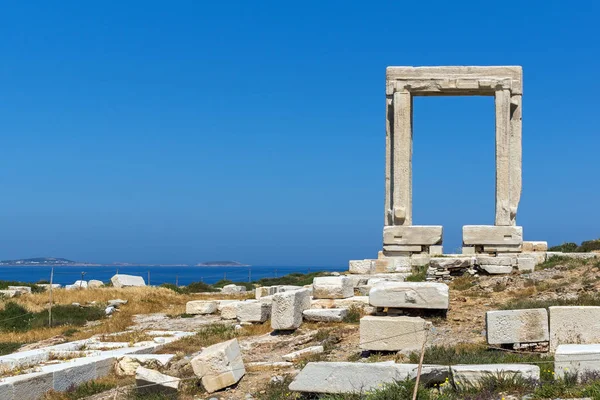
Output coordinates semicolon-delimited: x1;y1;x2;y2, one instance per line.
351;66;554;277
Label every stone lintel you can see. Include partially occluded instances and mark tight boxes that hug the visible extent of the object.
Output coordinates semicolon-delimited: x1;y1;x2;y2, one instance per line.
463;225;523;246
386;66;523;96
383;226;443;246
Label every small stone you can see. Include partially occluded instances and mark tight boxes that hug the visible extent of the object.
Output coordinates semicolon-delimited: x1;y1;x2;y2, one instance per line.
282;346;324;361
108;299;128;307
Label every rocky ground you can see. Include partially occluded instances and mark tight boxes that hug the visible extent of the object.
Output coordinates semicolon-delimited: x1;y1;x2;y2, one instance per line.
4;256;599;399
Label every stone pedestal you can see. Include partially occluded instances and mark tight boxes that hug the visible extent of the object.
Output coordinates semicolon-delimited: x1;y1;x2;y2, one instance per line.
462;225;523;253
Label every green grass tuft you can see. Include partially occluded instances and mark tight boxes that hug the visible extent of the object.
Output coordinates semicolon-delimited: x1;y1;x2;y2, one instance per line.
0;302;105;332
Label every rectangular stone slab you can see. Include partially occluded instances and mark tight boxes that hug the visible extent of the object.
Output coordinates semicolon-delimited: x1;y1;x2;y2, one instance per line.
369;281;449;309
359;316;430;351
549;306;600;352
271;288;311;330
486;309;549;345
462;225;523;245
555;344;600;380
386;66;523;95
289;362;448;394
312;277;353;299
450;364;539;387
383;226;443;246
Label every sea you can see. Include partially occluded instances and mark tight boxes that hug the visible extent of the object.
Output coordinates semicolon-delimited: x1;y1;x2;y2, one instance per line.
0;265;346;286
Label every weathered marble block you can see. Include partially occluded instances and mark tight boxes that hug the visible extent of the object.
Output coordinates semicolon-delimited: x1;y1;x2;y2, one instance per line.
312;277;353;299
555;344;600;380
359;316;430;351
348;260;374;274
522;241;548;252
271;288;311;330
486;309;549;345
191;339;245;393
549;306;600;352
111;274;145;288
429;257;473;270
222;284;246;294
462;225;523;246
479;265;513;274
236;301;271;323
517;254;537;272
450;364;539;387
289;362;448;394
255;286;277;299
220;302;241;320
185;301;217;315
369;281;449;309
383;226;443;245
303;308;348;322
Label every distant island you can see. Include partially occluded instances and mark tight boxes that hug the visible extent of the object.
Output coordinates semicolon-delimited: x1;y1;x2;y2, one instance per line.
0;257;100;266
0;257;249;267
195;261;250;267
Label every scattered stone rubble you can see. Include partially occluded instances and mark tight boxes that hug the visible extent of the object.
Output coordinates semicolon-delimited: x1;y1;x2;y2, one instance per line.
0;330;192;399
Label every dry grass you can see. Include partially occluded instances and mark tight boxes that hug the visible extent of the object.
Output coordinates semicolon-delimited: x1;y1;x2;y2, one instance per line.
0;286;245;345
157;322;272;355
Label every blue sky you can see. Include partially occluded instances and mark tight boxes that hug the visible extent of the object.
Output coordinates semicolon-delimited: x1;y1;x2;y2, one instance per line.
0;1;598;266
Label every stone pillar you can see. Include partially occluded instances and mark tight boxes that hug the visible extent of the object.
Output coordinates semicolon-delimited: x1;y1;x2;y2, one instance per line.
391;91;413;226
384;96;393;226
509;94;522;226
495;89;511;226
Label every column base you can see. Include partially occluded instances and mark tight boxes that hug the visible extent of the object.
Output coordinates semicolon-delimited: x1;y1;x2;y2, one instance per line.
462;225;523;253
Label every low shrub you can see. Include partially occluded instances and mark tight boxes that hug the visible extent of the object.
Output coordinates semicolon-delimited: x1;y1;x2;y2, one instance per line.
405;265;427;282
535;255;572;270
257;375;300;400
255;271;332;287
0;302;105;332
548;242;578;252
408;344;552;366
212;279;255;291
0;341;22;355
342;305;362;324
160;281;220;294
502;292;600;311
